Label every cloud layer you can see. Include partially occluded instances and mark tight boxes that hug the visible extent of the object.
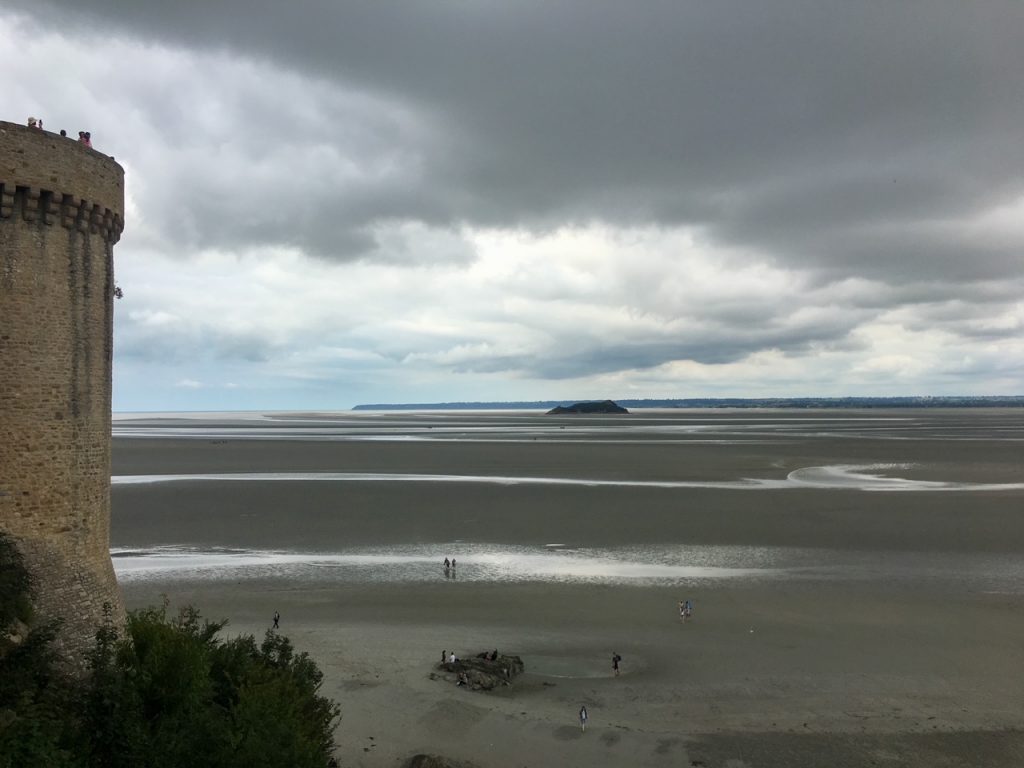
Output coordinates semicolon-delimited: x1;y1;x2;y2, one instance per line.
4;2;1023;408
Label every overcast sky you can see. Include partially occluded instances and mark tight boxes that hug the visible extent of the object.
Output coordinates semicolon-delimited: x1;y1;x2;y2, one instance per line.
6;1;1023;410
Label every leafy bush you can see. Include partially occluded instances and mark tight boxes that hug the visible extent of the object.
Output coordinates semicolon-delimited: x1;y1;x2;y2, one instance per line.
0;534;79;768
83;600;341;768
0;538;340;768
0;535;34;627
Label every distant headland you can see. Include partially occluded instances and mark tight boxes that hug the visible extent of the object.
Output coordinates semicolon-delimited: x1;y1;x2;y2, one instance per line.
353;396;1024;411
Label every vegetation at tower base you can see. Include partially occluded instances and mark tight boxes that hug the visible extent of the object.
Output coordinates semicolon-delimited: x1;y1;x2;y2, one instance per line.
0;534;75;767
0;535;35;631
0;536;340;768
84;602;341;768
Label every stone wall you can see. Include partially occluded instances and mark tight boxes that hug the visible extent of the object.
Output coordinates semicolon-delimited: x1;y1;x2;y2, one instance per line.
0;120;125;666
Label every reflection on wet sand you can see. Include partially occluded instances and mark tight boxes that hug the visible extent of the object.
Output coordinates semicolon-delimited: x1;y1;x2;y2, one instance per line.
110;542;1024;594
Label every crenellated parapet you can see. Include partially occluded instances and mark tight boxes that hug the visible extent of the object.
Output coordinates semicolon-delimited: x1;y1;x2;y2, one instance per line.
0;119;123;230
0;183;123;243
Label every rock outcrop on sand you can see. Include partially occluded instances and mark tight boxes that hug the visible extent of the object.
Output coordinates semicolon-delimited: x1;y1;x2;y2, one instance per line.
433;652;525;691
547;399;629;415
405;754;481;768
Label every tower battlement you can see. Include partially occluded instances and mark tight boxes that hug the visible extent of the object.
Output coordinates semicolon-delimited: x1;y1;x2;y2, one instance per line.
0;186;123;242
0;120;126;665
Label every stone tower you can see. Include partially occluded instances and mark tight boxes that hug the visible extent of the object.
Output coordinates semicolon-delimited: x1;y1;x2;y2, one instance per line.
0;120;125;662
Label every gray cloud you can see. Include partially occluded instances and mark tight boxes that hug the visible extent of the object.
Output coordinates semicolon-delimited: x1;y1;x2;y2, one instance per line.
6;2;1023;404
11;1;1024;282
118;320;277;365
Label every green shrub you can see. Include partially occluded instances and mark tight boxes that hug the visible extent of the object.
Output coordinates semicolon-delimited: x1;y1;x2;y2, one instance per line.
0;534;80;768
0;535;34;627
84;600;340;768
0;544;340;768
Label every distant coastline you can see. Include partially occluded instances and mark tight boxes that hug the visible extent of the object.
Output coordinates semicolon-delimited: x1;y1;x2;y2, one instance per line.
352;396;1024;411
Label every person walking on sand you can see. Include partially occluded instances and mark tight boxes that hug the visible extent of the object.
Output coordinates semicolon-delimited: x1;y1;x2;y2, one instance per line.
684;599;693;619
679;600;686;621
442;649;447;664
612;652;621;676
273;610;280;629
579;705;588;732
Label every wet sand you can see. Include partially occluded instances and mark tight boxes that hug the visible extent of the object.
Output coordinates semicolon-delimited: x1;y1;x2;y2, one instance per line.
112;410;1024;766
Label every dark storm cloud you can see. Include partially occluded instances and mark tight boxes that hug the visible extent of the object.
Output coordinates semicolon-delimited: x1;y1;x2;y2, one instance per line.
117;63;450;261
528;312;866;378
715;165;1024;282
901;297;1024;341
12;0;1024;282
398;300;869;379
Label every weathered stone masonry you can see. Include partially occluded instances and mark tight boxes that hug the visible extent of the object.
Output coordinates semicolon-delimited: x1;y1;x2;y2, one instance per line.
0;120;125;664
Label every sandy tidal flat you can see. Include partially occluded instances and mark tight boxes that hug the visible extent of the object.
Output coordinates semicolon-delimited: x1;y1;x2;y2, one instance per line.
112;409;1024;767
